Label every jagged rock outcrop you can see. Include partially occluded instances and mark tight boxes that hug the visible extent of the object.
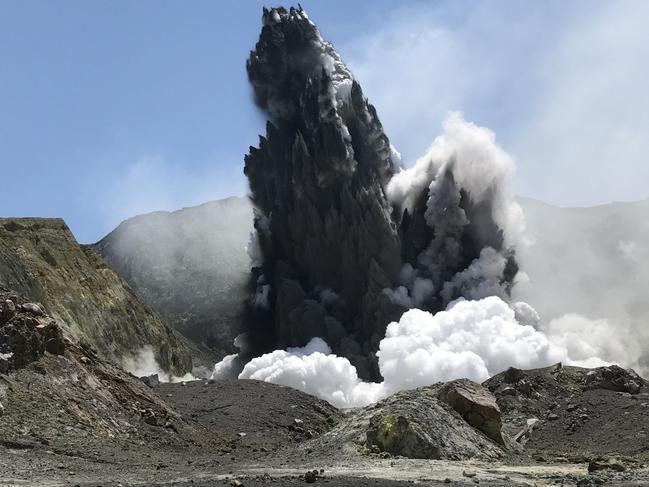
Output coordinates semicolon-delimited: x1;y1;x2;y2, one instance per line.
0;218;194;375
244;6;403;379
0;289;65;371
310;385;505;461
583;365;645;394
91;198;252;356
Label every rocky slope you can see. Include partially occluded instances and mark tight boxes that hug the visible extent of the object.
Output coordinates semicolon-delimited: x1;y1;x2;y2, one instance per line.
486;362;649;463
1;289;647;485
0;218;194;375
90;198;253;357
2;315;648;487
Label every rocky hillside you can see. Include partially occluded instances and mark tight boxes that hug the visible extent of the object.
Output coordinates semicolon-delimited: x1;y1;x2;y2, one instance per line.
90;197;253;357
0;218;194;375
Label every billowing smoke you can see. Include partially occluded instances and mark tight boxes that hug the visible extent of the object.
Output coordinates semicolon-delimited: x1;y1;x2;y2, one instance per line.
388;112;524;246
122;346;196;383
215;6;633;406
229;296;609;408
387;112;522;311
243;6;403;380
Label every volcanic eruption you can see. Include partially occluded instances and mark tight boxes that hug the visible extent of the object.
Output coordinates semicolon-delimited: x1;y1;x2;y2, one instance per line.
239;6;519;381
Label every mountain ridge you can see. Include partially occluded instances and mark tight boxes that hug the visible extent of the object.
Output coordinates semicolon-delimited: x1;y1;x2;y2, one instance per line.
0;217;197;375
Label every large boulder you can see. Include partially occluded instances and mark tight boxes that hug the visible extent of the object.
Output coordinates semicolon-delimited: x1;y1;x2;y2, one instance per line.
360;386;504;460
439;379;505;446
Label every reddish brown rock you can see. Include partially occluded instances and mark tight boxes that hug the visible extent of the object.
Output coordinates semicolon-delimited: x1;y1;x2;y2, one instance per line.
439;379;505;446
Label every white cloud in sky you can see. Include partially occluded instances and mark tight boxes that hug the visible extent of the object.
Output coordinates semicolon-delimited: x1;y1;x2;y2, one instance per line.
341;0;649;206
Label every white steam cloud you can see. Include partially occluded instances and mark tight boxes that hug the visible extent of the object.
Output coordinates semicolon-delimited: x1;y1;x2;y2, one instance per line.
387;112;524;246
122;346;196;383
223;297;610;408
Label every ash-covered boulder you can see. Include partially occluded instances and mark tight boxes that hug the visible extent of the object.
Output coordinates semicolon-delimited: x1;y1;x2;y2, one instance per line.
244;6;402;379
313;385;505;460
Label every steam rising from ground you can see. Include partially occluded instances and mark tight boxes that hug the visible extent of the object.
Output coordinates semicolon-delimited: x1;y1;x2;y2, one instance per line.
122;346;196;383
226;297;609;408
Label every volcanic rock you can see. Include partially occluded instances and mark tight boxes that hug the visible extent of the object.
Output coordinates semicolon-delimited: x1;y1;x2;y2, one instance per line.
439;379;505;446
588;458;626;473
0;289;66;370
0;218;195;375
20;303;45;316
485;363;649;462
311;385;504;460
583;365;645;394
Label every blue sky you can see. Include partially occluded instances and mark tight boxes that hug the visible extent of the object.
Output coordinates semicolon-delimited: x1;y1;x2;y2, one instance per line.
1;1;648;242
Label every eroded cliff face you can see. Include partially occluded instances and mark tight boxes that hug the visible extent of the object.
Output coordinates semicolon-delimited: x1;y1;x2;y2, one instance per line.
244;6;404;379
0;218;193;376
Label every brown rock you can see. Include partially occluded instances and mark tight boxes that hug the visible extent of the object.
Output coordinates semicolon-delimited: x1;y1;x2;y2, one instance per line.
440;379;505;446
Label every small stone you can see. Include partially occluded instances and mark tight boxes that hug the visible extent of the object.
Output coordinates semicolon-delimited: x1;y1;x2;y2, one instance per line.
294;418;304;425
547;413;559;420
462;470;477;478
304;470;317;483
0;355;10;374
588;458;625;473
21;303;45;316
4;300;16;313
140;374;160;388
230;480;242;487
517;379;532;395
0;401;4;417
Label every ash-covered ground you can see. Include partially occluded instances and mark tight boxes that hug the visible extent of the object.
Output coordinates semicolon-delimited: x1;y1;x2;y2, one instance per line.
1;290;649;487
